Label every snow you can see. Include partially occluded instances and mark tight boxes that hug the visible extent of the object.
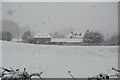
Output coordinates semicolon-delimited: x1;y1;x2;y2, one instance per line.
35;33;51;38
0;40;2;67
12;39;22;42
2;41;118;78
51;38;83;43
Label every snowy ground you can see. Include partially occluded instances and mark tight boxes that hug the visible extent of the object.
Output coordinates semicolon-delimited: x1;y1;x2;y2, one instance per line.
0;40;2;67
1;41;118;78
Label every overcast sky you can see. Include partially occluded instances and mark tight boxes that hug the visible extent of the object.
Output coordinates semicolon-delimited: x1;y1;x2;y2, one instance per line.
2;2;118;38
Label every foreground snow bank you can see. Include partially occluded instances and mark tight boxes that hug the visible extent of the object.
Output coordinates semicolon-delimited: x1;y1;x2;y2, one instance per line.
2;41;118;78
0;40;2;67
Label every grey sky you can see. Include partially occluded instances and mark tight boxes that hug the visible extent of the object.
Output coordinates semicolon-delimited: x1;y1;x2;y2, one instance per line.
2;2;118;38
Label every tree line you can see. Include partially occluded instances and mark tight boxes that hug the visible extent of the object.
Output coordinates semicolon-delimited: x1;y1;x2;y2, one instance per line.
0;20;119;45
1;30;119;45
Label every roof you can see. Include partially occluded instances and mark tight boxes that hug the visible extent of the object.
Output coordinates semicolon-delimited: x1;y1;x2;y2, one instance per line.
51;38;83;43
35;33;51;38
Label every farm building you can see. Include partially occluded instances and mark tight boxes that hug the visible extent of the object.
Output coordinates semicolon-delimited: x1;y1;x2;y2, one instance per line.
33;33;51;44
33;32;83;45
50;32;83;45
66;32;83;38
51;38;83;45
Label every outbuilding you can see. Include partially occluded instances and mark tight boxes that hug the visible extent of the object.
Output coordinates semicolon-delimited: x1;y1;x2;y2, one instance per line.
34;33;51;44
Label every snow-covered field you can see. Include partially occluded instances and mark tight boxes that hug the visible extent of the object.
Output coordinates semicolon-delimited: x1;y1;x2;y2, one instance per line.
1;41;118;78
0;41;1;80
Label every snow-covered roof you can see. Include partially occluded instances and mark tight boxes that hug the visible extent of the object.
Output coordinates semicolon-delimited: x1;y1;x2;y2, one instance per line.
51;38;83;43
35;33;51;38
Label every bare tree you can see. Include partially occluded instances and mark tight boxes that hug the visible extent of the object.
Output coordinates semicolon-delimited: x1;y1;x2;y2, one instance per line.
2;31;13;41
108;33;119;45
